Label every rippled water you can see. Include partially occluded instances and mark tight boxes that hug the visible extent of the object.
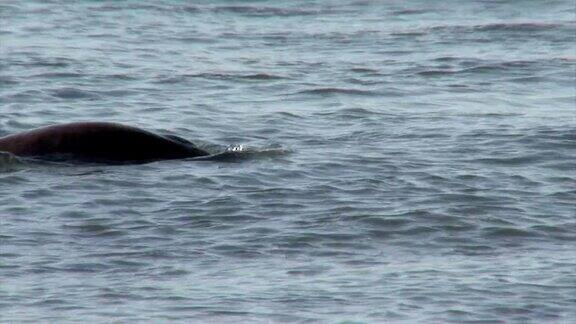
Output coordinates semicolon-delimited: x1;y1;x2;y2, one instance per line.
1;1;575;323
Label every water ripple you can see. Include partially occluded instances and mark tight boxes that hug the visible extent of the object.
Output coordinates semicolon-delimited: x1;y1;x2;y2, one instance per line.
2;0;575;323
296;88;379;96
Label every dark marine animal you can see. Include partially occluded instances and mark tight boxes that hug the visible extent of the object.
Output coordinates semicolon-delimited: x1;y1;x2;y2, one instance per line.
0;122;209;164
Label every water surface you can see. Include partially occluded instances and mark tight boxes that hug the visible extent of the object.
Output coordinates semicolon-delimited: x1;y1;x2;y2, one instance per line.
1;0;575;323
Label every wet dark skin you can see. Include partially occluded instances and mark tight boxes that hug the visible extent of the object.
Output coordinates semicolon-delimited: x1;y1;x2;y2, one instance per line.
0;122;209;164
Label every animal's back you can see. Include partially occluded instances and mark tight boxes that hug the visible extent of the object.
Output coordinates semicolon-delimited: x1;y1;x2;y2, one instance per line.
0;122;208;163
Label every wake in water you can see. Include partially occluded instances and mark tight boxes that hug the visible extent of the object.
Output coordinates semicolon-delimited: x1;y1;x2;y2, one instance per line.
0;144;291;169
0;151;23;171
193;144;292;162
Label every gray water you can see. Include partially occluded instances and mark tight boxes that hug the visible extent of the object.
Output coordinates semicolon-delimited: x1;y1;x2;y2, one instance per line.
1;1;575;323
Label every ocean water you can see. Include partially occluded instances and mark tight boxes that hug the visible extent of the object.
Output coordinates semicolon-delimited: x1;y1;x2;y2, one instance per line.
1;0;575;323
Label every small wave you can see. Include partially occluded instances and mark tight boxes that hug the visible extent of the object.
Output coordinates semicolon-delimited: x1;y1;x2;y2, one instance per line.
349;67;380;74
542;162;575;171
392;9;428;16
0;4;19;13
473;154;544;166
429;22;563;33
340;107;381;116
297;88;378;96
153;72;287;84
193;72;286;81
457;112;524;118
50;87;100;99
275;111;303;119
507;76;547;83
171;36;217;44
473;22;561;32
195;145;291;162
391;22;564;39
97;89;138;97
104;74;138;81
482;227;538;238
34;72;83;79
461;65;513;73
179;5;201;14
417;70;457;76
51;88;137;99
91;3;173;13
211;5;339;17
61;223;126;238
531;225;576;240
240;73;287;80
152;76;186;84
0;76;18;86
0;151;24;172
433;56;461;62
87;33;118;39
416;58;546;77
24;58;72;68
3;89;50;102
360;217;412;229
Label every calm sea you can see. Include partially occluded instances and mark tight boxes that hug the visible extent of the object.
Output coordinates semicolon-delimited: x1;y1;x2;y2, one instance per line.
1;0;575;323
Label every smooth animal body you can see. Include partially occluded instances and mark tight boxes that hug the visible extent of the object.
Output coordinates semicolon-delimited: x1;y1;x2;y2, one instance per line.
0;122;209;164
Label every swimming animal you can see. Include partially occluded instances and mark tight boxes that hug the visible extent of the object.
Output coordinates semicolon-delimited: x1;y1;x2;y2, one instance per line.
0;122;209;164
